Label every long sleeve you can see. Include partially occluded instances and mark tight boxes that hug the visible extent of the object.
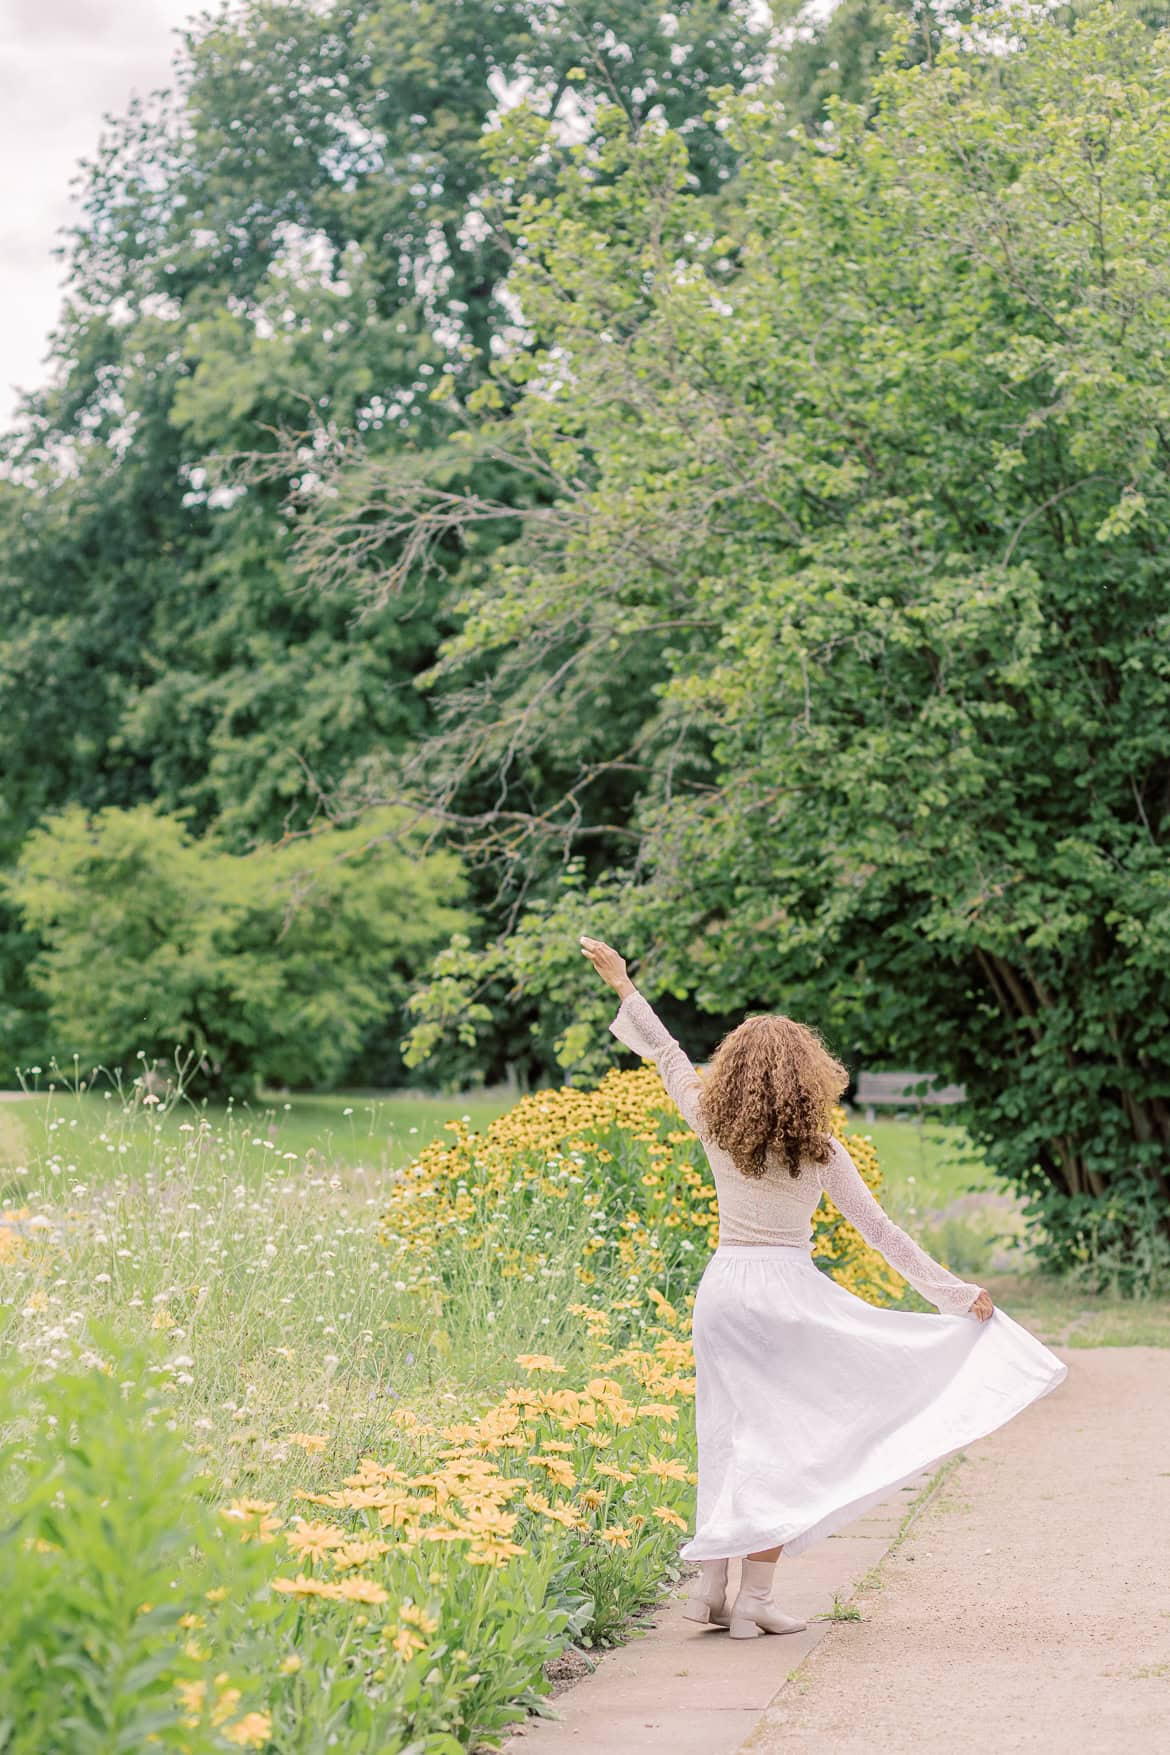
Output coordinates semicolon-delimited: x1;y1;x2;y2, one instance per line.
608;989;706;1135
819;1138;983;1317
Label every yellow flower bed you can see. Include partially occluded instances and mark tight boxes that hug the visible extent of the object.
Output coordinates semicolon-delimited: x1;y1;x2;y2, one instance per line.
378;1066;907;1308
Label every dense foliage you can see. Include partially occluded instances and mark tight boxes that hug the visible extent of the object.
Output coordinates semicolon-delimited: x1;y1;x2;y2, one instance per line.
287;3;1170;1278
4;805;466;1096
0;0;789;1079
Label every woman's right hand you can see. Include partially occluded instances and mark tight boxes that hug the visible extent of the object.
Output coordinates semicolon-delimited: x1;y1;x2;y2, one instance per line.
968;1289;994;1321
579;936;635;999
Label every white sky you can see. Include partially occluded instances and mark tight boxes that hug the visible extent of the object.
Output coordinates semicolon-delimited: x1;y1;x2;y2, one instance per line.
0;0;201;430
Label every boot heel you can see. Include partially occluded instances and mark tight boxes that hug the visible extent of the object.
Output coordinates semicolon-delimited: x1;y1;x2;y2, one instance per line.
728;1615;764;1639
682;1600;715;1624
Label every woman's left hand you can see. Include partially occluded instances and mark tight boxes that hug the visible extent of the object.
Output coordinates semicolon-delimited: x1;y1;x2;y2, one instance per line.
580;936;635;998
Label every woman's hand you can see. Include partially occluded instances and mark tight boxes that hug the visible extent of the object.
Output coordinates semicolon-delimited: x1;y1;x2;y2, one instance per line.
968;1289;994;1321
580;936;636;1000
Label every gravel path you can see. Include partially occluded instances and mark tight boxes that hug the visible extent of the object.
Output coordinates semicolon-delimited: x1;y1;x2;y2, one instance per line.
744;1347;1170;1755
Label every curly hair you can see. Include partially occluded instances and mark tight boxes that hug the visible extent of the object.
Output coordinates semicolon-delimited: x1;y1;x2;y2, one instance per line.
696;1013;849;1180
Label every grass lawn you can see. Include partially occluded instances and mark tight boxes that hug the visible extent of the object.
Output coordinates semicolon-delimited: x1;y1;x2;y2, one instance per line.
0;1082;515;1195
974;1269;1170;1348
841;1111;996;1206
2;1087;988;1200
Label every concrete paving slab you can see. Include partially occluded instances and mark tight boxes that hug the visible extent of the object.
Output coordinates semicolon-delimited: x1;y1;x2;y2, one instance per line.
500;1465;944;1755
530;1709;761;1755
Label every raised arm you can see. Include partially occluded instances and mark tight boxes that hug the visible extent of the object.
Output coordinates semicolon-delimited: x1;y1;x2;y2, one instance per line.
607;989;705;1135
579;936;705;1134
820;1136;985;1317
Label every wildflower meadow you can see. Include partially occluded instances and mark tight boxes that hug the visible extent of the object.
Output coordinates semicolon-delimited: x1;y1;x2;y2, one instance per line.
0;1068;922;1752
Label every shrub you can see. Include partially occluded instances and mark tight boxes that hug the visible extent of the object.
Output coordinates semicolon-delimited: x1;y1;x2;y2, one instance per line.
0;1325;276;1753
4;804;468;1098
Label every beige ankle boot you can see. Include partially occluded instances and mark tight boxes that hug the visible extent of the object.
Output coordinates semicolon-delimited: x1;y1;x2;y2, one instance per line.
682;1557;731;1626
728;1557;807;1639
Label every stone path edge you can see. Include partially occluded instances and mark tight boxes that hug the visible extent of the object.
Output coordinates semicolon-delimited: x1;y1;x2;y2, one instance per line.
498;1453;964;1755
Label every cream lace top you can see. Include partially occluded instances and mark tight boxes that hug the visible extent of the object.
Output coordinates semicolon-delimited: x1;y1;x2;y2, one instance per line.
610;989;983;1318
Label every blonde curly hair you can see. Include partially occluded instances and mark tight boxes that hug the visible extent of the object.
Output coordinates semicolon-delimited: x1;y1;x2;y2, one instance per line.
697;1013;849;1180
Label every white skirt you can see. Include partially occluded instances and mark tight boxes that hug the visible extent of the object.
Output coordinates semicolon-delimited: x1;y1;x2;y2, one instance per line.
679;1242;1069;1562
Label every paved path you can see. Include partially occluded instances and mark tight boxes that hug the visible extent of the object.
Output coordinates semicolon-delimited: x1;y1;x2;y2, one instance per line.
504;1348;1170;1755
501;1461;957;1755
746;1346;1170;1755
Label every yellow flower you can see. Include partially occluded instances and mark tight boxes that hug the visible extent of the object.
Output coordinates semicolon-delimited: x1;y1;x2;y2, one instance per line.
279;1654;302;1675
176;1678;206;1725
645;1458;689;1482
272;1574;344;1599
514;1354;565;1373
335;1576;389;1605
599;1525;632;1549
224;1713;271;1748
466;1534;528;1566
646;1288;679;1325
211;1686;242;1726
389;1625;427;1660
525;1489;578;1528
285;1520;348;1563
285;1432;328;1454
334;1538;391;1569
222;1499;283;1543
528;1455;576;1490
651;1505;688;1530
400;1601;440;1635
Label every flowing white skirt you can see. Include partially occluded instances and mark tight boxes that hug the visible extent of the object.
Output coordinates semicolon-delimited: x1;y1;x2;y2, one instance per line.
679;1242;1069;1562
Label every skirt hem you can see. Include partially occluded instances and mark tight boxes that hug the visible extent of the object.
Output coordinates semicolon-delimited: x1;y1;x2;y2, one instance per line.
677;1340;1068;1564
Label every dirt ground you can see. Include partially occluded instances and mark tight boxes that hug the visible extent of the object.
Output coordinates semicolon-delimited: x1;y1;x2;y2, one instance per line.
743;1347;1170;1755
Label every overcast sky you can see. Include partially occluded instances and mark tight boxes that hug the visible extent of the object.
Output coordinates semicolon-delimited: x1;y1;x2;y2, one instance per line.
0;0;201;430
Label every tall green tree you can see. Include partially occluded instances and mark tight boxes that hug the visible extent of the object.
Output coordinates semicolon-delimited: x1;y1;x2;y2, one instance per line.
0;1;771;1073
0;0;770;856
302;2;1170;1281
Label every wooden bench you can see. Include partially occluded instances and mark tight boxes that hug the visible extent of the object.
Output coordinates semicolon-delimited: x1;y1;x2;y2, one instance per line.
853;1071;967;1121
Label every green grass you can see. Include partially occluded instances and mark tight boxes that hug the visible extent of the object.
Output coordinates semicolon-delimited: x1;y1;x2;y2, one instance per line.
0;1082;595;1512
843;1111;996;1209
976;1268;1170;1349
844;1109;1037;1283
0;1082;513;1197
6;1090;1168;1375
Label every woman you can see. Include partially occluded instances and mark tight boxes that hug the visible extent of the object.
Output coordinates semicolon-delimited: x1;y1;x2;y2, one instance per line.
579;935;1069;1641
